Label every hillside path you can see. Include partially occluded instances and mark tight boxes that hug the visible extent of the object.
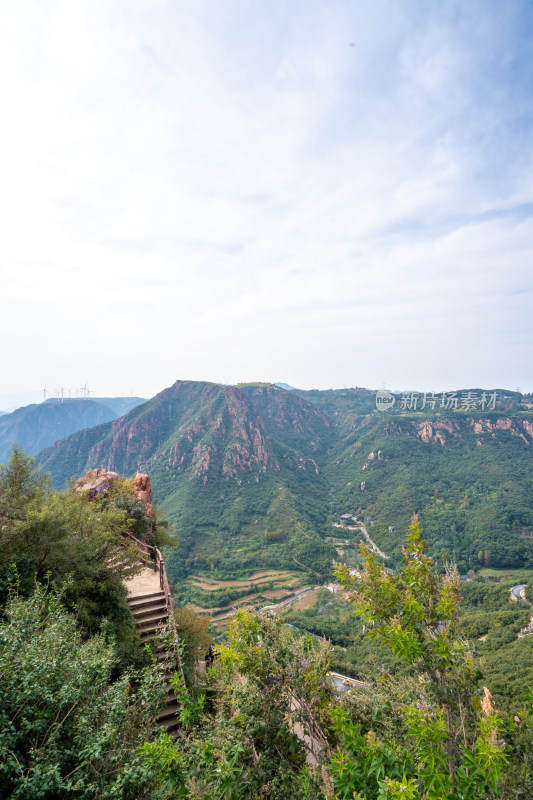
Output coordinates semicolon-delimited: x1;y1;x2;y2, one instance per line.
124;566;161;596
333;522;390;559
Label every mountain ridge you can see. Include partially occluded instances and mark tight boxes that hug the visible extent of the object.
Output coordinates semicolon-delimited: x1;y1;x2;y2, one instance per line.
36;381;533;581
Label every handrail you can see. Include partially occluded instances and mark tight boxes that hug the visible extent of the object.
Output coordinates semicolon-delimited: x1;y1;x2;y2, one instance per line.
123;531;184;682
153;547;175;619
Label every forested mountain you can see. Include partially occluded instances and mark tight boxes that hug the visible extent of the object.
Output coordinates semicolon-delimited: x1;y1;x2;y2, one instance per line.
0;396;145;461
36;381;533;582
2;447;531;799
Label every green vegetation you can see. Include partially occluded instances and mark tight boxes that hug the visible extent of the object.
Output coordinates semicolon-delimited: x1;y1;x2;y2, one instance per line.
0;586;165;798
2;459;533;800
326;410;533;573
286;572;533;716
0;446;170;667
34;382;533;596
139;519;533;799
334;516;508;798
173;604;213;679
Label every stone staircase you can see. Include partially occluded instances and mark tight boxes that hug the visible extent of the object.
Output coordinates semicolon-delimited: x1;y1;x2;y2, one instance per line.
127;590;181;733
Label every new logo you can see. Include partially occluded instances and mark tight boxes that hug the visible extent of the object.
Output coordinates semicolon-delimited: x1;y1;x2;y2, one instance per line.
375;389;395;411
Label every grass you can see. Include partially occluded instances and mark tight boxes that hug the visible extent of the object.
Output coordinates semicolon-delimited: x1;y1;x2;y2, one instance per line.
479;568;533;580
288;587;321;612
261;589;294;600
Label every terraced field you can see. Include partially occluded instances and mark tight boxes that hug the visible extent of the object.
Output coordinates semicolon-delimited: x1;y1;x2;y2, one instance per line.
179;569;309;631
189;570;302;592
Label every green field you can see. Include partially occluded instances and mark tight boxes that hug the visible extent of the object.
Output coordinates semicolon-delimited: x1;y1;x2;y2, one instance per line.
478;567;533;581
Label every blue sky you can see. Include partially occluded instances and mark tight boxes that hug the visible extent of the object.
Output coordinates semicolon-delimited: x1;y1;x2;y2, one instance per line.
1;0;532;407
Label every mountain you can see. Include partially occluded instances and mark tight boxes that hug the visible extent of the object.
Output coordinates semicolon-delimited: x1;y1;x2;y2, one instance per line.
0;397;145;462
322;411;533;570
37;381;337;579
89;396;146;416
36;382;533;582
275;382;297;391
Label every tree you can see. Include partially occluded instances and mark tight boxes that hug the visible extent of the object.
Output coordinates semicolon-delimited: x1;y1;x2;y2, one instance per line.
0;584;166;799
173;604;213;677
0;450;165;667
334;515;508;799
0;445;49;523
141;610;332;799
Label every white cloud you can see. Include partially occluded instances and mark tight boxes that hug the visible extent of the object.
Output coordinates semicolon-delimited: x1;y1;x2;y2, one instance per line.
0;0;532;402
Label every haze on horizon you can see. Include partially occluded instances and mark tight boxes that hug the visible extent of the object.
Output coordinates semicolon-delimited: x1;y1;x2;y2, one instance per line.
1;0;532;409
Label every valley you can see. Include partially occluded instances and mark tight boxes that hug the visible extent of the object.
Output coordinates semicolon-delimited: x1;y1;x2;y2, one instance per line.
13;378;530;707
35;380;533;591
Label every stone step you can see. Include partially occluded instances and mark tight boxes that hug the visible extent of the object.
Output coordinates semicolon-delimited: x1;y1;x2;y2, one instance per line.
158;699;180;721
131;604;168;622
159;715;181;733
127;592;165;610
135;611;168;629
139;625;163;641
155;650;170;662
127;585;181;734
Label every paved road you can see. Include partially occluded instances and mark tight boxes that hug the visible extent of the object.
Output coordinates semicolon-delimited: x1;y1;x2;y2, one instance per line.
328;672;366;694
511;584;527;602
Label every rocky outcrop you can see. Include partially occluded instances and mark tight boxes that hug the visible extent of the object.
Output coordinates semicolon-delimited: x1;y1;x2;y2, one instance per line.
468;418;533;444
416;420;459;445
362;449;388;470
133;473;154;516
518;615;533;638
523;420;533;439
76;468;155;519
76;468;119;498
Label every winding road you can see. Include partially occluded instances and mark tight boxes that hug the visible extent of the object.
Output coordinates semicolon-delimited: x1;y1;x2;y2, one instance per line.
511;584;527;602
332;521;390;559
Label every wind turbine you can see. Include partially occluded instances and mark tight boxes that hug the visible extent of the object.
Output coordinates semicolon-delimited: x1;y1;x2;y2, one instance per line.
77;382;91;398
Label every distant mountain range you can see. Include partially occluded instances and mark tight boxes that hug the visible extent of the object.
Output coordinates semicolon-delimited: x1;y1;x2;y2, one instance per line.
0;396;145;462
35;381;533;583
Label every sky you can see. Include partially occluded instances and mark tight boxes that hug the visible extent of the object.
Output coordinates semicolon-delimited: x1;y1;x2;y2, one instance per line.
1;0;533;409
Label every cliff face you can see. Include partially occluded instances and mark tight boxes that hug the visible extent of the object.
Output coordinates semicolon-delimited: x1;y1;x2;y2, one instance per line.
165;384;276;483
38;381;331;487
469;417;533;444
383;417;533;447
37;384;533;491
